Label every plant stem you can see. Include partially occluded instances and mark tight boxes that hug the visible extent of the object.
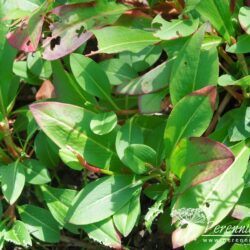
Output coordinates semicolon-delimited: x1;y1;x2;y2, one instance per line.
0;119;21;159
237;54;249;76
204;93;231;136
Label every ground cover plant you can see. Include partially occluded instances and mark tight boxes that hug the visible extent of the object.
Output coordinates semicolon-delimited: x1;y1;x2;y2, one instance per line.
0;0;250;249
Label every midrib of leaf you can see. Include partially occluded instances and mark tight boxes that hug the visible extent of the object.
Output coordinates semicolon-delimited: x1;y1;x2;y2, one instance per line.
20;209;58;235
73;56;120;110
202;145;248;205
52;6;127;38
80;180;142;212
97;39;159;53
37;108;116;157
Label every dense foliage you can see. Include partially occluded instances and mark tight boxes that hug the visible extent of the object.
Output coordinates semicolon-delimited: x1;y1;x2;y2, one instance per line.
0;0;250;249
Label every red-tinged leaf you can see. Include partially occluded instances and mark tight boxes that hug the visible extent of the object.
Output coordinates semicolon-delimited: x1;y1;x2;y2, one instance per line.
190;85;217;111
231;205;250;220
164;86;217;159
7;17;43;52
51;2;95;15
43;30;92;61
6;3;47;52
42;1;128;60
35;80;56;100
170;137;235;192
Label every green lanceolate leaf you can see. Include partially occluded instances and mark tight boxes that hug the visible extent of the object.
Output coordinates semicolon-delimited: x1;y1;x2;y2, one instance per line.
27;51;52;79
83;218;122;248
52;60;95;106
92;26;160;54
41;185;77;229
99;58;138;85
152;15;199;40
119;45;162;72
116;118;150;173
227;35;250;54
30;102;119;169
24;159;51;185
113;188;141;237
123;144;157;174
34;131;59;168
90;112;117;135
70;53;120;110
218;74;250;87
196;0;235;42
18;204;60;243
164;86;217;159
170;137;234;191
239;6;250;35
171;141;250;248
66;175;143;225
170;25;218;105
4;220;32;247
0;161;26;204
116;60;173;95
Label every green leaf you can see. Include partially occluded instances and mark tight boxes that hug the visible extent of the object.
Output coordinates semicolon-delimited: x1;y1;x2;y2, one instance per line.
170;25;218;105
90;112;117;135
152;15;199;40
67;175;143;225
171;141;250;248
30;102;119;169
92;26;160;54
99;58;138;86
34;131;59;168
218;74;250;87
196;0;235;42
13;61;40;85
239;6;250;35
18;204;60;243
0;161;26;204
52;60;95;106
170;137;234;191
119;45;162;72
116;60;173;95
164;86;216;159
116;119;144;171
4;220;32;247
228;107;250;142
70;54;119;110
139;89;168;114
23;159;51;185
27;51;52;79
144;189;168;232
59;148;83;171
113;189;141;237
123;144;157;174
144;183;169;200
41;185;77;230
0;35;17;115
227;35;250;54
83;218;121;248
